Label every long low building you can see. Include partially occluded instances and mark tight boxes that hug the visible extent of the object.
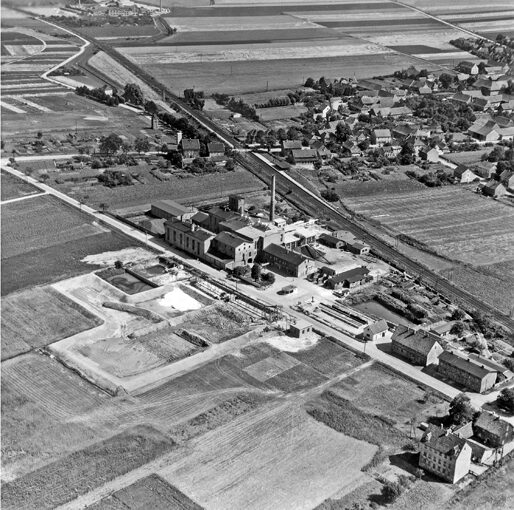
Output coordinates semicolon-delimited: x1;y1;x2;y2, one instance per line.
438;351;497;393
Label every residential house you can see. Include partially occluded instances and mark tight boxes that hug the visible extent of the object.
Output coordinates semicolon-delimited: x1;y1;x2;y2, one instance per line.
363;319;389;342
181;138;201;162
451;92;473;105
164;220;214;259
151;200;197;221
282;140;302;155
325;266;370;290
419;425;472;483
468;121;500;142
438;351;497;393
457;61;479;75
468;354;514;383
373;128;392;146
500;170;514;190
262;243;315;278
292;149;318;165
425;147;440;163
499;126;514;141
391;326;444;366
482;180;506;198
207;142;225;159
471;161;496;179
474;412;514;448
454;165;479;184
430;322;455;338
332;230;370;255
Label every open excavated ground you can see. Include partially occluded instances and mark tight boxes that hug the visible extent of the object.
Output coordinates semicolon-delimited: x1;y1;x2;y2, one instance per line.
1;285;102;361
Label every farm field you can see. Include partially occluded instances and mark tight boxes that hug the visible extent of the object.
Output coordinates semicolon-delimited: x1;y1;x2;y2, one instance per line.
1;285;102;361
1;194;138;294
343;187;514;268
88;474;204;510
157;401;377;510
1;425;175;510
0;170;40;201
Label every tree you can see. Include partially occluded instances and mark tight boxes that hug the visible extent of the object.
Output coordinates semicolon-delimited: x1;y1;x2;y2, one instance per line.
225;158;235;171
450;322;465;337
114;260;124;270
262;272;276;284
321;189;340;202
497;388;514;414
251;263;262;281
304;77;315;88
123;83;144;105
134;136;150;154
145;100;159;115
99;133;123;155
448;393;475;425
451;309;465;321
439;73;453;89
382;481;402;503
233;265;249;278
398;141;415;165
37;131;43;139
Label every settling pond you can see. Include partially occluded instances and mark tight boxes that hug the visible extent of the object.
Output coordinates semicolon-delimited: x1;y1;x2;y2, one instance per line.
353;300;415;327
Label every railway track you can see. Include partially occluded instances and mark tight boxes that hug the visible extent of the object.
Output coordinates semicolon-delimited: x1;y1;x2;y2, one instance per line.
51;25;513;333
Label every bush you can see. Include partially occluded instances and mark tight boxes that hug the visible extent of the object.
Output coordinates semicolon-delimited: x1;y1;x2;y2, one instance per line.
382;481;402;503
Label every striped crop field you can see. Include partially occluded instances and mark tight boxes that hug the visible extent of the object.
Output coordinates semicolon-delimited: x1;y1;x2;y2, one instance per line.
115;1;481;94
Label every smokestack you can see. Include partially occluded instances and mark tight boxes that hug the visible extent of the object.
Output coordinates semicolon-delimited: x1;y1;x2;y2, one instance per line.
270;175;276;222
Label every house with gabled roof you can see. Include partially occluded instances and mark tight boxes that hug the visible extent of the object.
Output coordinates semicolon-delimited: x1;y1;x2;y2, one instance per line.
482;180;506;198
474;412;514;448
373;128;392;146
391;325;444;366
468;121;500;142
454;165;479;184
419;425;472;483
438;351;497;393
499;170;514;190
363;319;389;342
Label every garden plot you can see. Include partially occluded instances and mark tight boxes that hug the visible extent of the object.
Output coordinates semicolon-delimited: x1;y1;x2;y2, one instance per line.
1;170;40;201
329;363;448;436
1;285;102;361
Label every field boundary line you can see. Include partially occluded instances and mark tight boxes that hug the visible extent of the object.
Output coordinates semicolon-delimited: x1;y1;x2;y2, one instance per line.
1;191;48;205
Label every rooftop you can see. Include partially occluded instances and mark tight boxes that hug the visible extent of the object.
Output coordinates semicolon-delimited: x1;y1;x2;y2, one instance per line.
264;243;308;266
421;425;468;456
439;351;492;379
391;325;441;356
153;199;191;217
475;412;513;438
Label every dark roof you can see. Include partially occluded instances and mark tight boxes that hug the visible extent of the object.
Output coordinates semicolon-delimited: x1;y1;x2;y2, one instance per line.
439;351;492;379
292;149;318;160
328;266;369;284
366;319;388;335
181;138;200;150
191;211;210;225
468;354;509;374
207;142;224;153
214;231;249;249
283;140;302;150
165;219;192;232
475;412;513;438
421;425;468;456
391;325;441;355
264;243;307;266
209;206;239;221
319;233;343;245
152;199;190;217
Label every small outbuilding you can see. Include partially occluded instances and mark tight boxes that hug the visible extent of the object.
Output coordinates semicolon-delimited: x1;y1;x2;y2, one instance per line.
289;319;313;338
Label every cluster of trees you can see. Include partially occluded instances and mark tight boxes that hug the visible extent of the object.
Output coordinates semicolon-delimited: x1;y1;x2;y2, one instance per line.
50;65;85;77
382;475;415;504
451;37;514;65
304;76;355;97
98;169;133;187
123;83;144;106
186;157;223;175
404;96;476;132
75;85;119;106
233;264;276;285
320;189;340;202
212;94;259;120
254;96;291;108
184;89;205;110
46;14;155;28
483;144;514;173
497;388;514;414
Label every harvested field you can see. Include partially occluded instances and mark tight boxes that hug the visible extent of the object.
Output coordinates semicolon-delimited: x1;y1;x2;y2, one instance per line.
158;402;377;510
329;364;447;435
0;170;40;201
343;187;514;268
1;353;109;480
134;53;424;95
88;474;204;510
1;425;174;510
1;286;102;361
169;393;268;442
81;24;161;39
